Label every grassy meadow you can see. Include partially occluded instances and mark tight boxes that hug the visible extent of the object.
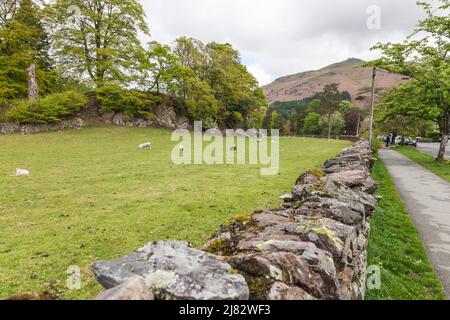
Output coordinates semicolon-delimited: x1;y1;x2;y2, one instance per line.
0;127;350;299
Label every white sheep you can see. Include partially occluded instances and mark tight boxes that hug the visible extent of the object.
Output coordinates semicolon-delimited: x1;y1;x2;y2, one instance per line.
16;169;30;176
179;145;184;152
230;145;237;151
138;142;152;150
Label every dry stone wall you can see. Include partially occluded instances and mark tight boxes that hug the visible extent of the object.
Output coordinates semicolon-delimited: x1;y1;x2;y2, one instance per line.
0;118;86;134
92;140;379;300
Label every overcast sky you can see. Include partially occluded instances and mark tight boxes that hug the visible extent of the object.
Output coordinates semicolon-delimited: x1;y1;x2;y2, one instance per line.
141;0;425;85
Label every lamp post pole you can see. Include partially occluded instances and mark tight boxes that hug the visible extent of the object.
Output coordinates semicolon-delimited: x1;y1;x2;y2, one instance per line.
368;67;376;148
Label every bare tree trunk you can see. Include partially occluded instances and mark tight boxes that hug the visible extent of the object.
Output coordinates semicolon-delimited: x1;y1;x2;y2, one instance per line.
437;133;448;161
27;64;39;100
356;116;360;137
328;113;332;140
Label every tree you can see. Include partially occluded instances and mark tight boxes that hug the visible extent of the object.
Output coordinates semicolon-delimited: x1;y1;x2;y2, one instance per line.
269;111;279;130
319;83;342;139
0;0;19;26
370;0;449;160
304;112;322;135
344;107;362;136
320;112;345;136
0;0;56;102
142;41;179;95
46;0;149;88
204;42;267;128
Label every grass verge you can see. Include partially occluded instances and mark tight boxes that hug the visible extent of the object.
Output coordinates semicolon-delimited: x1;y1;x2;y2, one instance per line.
395;146;450;182
366;159;446;300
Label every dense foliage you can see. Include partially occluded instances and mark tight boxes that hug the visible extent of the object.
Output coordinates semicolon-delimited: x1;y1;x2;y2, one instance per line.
269;89;353;136
7;90;87;124
0;0;268;129
370;0;449;160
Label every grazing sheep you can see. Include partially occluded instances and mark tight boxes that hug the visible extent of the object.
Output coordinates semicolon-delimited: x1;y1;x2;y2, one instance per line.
179;145;184;152
16;169;30;176
138;142;152;150
230;145;237;151
257;139;262;143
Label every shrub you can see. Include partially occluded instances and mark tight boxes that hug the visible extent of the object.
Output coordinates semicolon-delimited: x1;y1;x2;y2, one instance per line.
95;84;161;120
7;91;87;124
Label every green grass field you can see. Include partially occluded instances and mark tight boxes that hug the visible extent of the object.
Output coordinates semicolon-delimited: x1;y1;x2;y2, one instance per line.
366;159;446;300
0;127;350;300
395;146;450;182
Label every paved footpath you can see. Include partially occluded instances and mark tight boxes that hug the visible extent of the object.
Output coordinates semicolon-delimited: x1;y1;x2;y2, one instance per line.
379;149;450;299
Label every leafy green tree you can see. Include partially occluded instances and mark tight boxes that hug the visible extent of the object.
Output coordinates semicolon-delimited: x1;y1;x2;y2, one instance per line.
184;76;219;126
141;41;180;95
319;83;342;139
370;0;449;160
304;112;321;135
46;0;149;88
0;0;56;103
269;111;279;130
204;42;268;128
320;112;345;136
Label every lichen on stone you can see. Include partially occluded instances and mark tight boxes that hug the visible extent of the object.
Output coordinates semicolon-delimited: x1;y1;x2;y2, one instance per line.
305;168;326;179
144;270;179;291
311;227;343;250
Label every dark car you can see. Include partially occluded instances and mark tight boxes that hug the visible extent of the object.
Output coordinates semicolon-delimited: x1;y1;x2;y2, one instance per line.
404;137;417;147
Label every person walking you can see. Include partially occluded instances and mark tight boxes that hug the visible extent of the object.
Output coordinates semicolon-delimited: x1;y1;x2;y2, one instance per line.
385;135;391;148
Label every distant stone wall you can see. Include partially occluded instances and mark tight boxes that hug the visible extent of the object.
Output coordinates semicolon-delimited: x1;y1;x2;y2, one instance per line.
0;118;86;134
0;103;190;134
92;141;379;300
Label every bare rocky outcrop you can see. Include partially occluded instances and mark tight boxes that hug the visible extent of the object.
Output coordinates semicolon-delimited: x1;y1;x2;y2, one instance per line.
92;140;379;300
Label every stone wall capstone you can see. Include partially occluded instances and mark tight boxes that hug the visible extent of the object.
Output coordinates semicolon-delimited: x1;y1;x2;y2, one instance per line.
92;140;379;300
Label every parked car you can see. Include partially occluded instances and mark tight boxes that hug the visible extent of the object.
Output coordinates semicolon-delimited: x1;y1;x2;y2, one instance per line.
404;137;417;147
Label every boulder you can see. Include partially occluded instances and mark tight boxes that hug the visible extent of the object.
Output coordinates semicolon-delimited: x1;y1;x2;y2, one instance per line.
287;216;357;259
267;282;316;300
329;170;370;188
94;276;154;300
92;241;249;300
229;251;340;300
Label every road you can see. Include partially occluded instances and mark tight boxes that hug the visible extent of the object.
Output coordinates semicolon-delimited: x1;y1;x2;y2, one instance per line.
417;143;450;160
379;149;450;299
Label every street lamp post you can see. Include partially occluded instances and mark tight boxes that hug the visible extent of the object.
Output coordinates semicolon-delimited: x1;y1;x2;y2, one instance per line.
368;67;376;148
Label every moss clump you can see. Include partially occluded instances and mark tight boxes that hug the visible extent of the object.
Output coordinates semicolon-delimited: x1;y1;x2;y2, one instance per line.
206;238;228;255
224;213;252;229
244;275;273;300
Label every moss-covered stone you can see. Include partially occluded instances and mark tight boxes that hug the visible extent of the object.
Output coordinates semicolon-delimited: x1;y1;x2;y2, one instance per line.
224;213;253;229
305;168;326;179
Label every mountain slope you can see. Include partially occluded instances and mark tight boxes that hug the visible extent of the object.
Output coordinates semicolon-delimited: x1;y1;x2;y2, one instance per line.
262;58;407;108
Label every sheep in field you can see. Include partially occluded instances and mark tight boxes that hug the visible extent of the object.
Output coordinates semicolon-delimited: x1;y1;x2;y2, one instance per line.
138;142;152;150
179;145;184;152
16;169;30;176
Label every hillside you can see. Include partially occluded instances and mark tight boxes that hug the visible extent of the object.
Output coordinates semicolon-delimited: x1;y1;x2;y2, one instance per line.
262;58;407;108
